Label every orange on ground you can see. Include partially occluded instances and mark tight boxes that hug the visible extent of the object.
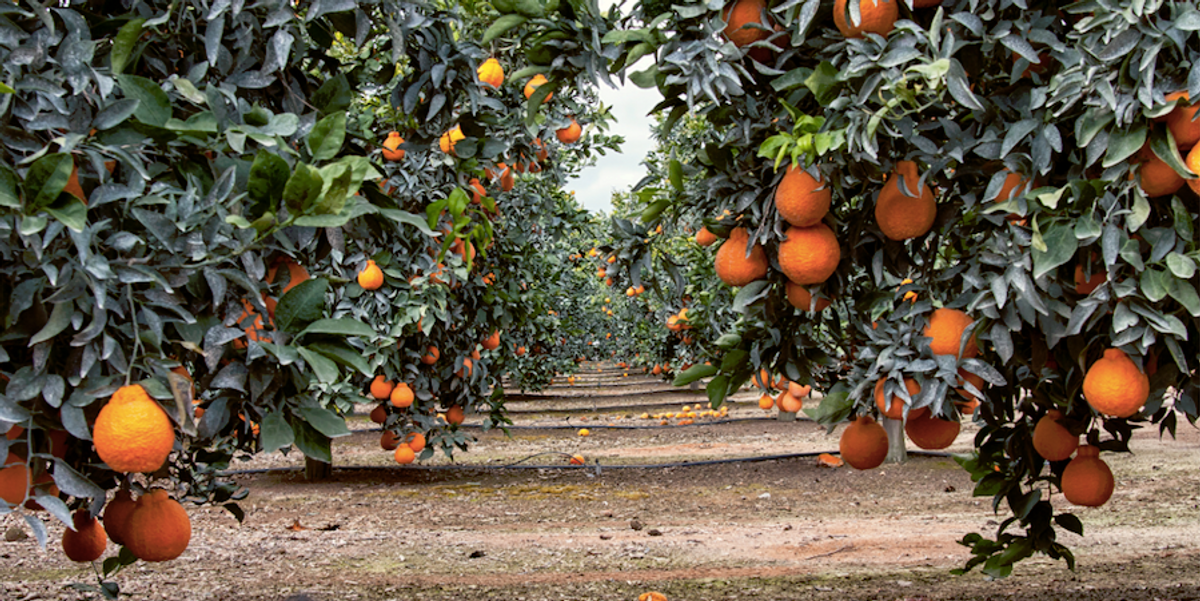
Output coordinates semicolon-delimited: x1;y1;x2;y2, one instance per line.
62;510;107;562
357;260;384;290
833;0;899;39
394;445;416;464
775;165;831;227
523;74;552;102
817;453;844;468
477;57;504;88
123;489;191;562
1136;153;1185;197
876;160;936;240
1032;409;1078;462
639;592;668;601
1061;445;1114;507
924;307;979;358
1082;348;1149;418
778;223;840;285
715;227;769;286
839;415;889;470
390;382;414;409
93;384;175;474
786;281;831;312
874;377;920;420
556;118;582;144
577;428;590;437
369;375;394;400
421;346;440;365
405;432;426;453
904;409;960;450
381;131;405;161
103;489;136;545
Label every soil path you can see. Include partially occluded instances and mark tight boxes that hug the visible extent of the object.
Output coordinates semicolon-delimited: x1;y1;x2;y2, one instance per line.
4;363;1199;600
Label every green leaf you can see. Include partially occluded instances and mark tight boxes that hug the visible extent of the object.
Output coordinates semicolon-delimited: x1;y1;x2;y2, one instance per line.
672;363;718;386
297;318;376;339
315;164;352;215
1128;193;1151;232
732;280;770;312
1166;252;1196;279
92;99;140;131
706;374;730;407
805;61;840;105
668;159;684;191
308;341;372;377
24;153;74;210
1031;223;1077;280
298;406;351;438
29;301;72;346
719;349;748;373
1054;513;1084;536
274;278;328;334
0;164;19;208
772;67;813;92
311;74;352;115
110;18;145;75
290;419;332;463
282;163;323;215
260;411;295;453
43;197;87;232
482;14;527;43
1101;124;1146;168
807;387;854;427
307;111;346;162
1169;277;1200;316
640;197;669;223
378;208;438;238
628;65;658;89
1139;269;1169;302
297;347;340;383
247;150;289;212
115;74;171;127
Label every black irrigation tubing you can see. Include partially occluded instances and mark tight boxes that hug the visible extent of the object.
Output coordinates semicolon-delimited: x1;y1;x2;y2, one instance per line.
501;399;756;415
354;416;808;433
219;450;955;477
503;387;703;400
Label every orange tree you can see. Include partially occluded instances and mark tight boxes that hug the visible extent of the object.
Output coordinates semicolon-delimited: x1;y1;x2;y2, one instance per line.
533;0;1200;576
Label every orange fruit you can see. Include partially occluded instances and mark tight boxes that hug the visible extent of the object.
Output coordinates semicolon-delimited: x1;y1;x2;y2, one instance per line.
381;131;405;161
103;489;137;546
839;415;889;470
876;160;936;240
787;381;811;398
390;383;414;409
439;125;465;155
993;170;1029;203
468;178;487;204
515;346;526;356
1074;264;1106;295
1164;92;1200;149
786;281;831;312
477;57;504;88
93;384;175;474
833;0;899;39
652;364;663;375
758;394;775;410
0;458;30;506
715;227;769;286
924;307;979;358
63;165;86;203
1185;143;1200;195
62;509;107;562
778;223;840;285
556;118;582;144
1136;153;1184;197
874;377;919;420
123;489;192;562
380;430;401;451
639;592;668;601
1082;348;1149;418
404;432;426;453
394;445;416;464
523;74;552;102
446;405;465;425
722;0;771;47
369;375;394;400
1061;445;1114;507
358;259;384;290
577;428;590;437
903;408;960;450
369;403;388;424
777;392;803;413
775;165;831;227
482;331;502;351
1032;409;1078;462
421;346;440;365
955;368;985;403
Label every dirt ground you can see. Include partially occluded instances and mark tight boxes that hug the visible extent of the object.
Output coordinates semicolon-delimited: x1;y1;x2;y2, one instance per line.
4;365;1200;600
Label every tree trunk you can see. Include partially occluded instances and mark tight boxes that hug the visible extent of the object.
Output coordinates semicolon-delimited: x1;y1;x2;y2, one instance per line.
884;416;907;463
304;456;331;481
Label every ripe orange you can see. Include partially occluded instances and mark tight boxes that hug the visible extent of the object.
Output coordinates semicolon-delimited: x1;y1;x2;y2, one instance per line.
639;592;668;601
381;131;405;161
468;178;487;204
369;375;394;400
446;405;465;425
556;118;582;144
380;430;401;451
62;510;107;562
1185;143;1200;194
778;223;840;285
523;74;552;102
787;381;811;398
1074;264;1106;295
404;432;426;453
477;57;504;88
993;170;1029;203
777;392;803;413
758;394;775;410
924;307;979;358
1136;153;1184;197
358;260;384;290
103;489;137;545
833;0;899;39
63;165;86;203
786;281;832;311
1032;409;1078;461
1164;92;1200;149
577;428;590;437
123;489;192;562
876;160;936;240
93;384;175;474
490;162;516;192
775;165;831;227
1061;445;1114;507
394;445;416;464
421;346;440;365
874;377;919;420
390;382;414;409
715;227;769;286
722;0;771;47
439;125;465;155
904;408;960;450
482;331;502;351
839;415;889;470
1082;348;1149;418
516;345;527;356
0;458;30;506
